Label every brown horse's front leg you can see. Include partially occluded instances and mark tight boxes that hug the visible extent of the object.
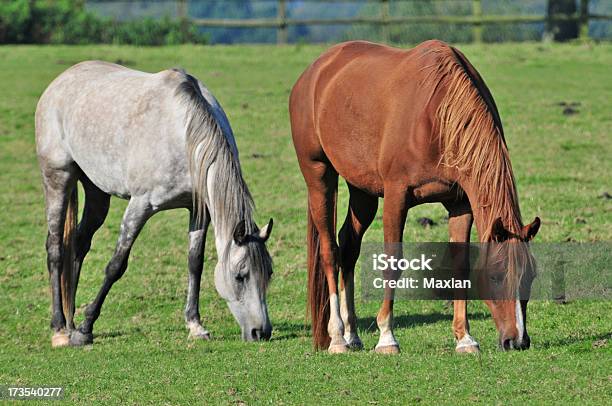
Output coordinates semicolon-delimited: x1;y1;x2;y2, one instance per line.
447;205;480;353
375;186;408;354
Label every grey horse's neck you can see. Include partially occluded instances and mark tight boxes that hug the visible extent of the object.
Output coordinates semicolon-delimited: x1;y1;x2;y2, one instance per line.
177;72;256;251
206;160;255;249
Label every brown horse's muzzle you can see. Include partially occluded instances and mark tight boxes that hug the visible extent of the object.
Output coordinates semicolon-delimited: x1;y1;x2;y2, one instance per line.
500;332;530;351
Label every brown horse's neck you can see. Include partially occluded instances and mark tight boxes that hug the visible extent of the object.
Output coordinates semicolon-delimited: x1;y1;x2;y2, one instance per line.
429;43;524;241
461;162;523;242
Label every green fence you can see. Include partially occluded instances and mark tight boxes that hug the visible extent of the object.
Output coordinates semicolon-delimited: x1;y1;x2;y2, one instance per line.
175;0;611;44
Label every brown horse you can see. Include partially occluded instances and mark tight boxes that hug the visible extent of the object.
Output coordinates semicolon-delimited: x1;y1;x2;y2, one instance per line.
289;40;540;354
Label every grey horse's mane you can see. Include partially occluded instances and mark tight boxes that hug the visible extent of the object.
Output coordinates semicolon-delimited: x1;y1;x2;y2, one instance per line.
175;71;255;236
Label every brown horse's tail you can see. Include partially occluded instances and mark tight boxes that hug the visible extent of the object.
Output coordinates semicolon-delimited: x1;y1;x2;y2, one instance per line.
61;187;79;330
307;192;335;350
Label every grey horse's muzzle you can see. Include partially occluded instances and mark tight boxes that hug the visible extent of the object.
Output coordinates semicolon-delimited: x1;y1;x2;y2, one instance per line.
243;323;272;341
252;325;272;341
242;320;272;341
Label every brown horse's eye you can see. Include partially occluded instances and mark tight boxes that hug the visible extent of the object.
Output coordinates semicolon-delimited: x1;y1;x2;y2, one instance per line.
489;273;505;285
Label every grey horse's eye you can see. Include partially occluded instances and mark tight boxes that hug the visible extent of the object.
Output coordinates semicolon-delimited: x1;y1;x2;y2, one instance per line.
235;268;248;283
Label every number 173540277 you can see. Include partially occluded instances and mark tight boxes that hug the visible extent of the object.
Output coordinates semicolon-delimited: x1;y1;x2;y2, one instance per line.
1;386;64;400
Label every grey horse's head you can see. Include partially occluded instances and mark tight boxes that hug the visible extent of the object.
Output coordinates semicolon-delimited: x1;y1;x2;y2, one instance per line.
214;218;273;341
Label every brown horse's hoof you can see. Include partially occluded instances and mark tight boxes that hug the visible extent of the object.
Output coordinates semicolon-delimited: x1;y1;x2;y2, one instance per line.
455;334;480;354
51;331;70;348
374;345;400;354
328;344;350;354
455;345;480;354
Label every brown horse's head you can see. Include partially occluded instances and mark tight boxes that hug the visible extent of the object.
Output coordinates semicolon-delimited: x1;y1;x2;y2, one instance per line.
478;217;540;350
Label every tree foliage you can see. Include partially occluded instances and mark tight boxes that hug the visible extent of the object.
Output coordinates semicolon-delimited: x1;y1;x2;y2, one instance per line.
0;0;207;45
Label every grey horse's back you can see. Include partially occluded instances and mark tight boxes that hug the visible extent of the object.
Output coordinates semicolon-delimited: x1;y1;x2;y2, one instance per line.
36;61;215;205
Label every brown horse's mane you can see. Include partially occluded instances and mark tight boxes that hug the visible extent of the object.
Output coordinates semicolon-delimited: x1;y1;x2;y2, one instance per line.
421;44;523;240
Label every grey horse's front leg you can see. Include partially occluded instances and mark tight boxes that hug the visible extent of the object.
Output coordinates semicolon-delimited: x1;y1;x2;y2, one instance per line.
185;209;210;339
70;198;153;346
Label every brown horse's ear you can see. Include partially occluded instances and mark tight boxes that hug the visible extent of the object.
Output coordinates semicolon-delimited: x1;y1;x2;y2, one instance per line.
522;217;541;241
490;217;509;242
233;220;247;245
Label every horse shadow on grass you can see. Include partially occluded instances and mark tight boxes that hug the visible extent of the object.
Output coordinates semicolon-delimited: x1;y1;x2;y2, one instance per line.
355;311;490;333
270;310;491;340
536;331;611;349
95;330;126;339
90;308;492;344
93;329;136;342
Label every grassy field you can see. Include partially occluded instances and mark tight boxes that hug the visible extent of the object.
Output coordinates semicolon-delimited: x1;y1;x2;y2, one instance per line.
0;42;610;404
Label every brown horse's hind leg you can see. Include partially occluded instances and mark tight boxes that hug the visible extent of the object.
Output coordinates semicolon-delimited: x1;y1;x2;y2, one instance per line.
375;185;409;354
338;184;378;350
445;201;480;354
305;162;348;353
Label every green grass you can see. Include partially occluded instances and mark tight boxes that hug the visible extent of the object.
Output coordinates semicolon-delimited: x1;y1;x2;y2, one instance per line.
0;43;610;404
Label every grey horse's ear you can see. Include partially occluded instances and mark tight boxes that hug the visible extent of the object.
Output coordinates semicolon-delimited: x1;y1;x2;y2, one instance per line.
258;218;273;242
233;220;247;245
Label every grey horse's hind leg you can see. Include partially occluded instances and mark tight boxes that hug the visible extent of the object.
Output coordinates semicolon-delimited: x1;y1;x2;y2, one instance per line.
41;164;78;347
66;177;111;330
185;209;211;339
70;197;153;346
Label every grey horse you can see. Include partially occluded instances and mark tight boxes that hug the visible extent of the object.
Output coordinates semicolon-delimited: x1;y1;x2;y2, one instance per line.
36;61;274;347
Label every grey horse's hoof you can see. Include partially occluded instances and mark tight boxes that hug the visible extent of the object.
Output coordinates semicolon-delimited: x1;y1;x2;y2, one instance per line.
187;322;211;340
51;330;70;348
69;330;93;346
189;330;211;340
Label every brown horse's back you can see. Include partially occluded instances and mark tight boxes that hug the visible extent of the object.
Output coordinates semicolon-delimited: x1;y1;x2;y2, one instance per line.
290;40;459;196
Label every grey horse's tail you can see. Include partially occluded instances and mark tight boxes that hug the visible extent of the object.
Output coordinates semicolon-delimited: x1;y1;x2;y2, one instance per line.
61;187;79;330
